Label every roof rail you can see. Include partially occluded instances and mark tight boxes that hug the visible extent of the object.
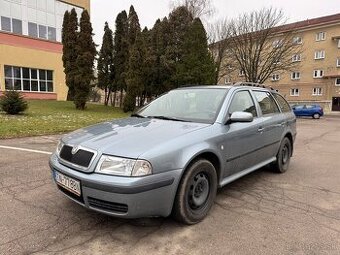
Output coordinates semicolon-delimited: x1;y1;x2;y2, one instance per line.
234;81;277;91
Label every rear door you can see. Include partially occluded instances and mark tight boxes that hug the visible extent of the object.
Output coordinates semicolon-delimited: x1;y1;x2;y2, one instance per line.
251;90;284;161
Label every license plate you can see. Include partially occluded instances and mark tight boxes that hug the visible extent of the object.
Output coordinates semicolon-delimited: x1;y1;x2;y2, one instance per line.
54;171;81;196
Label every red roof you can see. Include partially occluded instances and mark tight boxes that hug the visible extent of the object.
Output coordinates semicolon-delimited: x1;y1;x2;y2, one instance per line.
276;13;340;32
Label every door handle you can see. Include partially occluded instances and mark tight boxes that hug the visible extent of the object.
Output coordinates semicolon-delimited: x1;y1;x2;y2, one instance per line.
258;127;264;132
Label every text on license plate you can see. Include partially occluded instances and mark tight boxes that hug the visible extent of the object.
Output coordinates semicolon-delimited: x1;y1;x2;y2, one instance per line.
54;171;81;196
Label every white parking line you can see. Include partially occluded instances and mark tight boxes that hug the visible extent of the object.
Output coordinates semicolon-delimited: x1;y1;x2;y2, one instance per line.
0;145;52;155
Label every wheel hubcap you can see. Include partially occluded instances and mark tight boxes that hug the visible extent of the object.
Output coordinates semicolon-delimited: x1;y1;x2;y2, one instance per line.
189;173;209;209
282;145;289;164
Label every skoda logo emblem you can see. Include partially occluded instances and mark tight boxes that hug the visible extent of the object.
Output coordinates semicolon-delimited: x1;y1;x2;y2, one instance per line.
71;146;79;155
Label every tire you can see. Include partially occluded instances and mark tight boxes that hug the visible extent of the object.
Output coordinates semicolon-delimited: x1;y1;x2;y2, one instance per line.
173;159;217;225
271;137;292;173
313;113;320;119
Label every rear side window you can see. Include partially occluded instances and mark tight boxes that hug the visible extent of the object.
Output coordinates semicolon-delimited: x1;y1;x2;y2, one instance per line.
253;91;280;115
228;90;257;117
272;93;291;112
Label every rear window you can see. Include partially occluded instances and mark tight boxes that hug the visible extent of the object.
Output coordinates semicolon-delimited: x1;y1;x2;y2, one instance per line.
272;93;291;112
253;91;280;115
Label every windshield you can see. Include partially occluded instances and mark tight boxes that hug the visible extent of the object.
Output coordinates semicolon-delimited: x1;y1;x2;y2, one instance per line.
137;88;228;123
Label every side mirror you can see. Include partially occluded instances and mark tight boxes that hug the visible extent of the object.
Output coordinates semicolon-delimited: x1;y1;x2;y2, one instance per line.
227;112;253;124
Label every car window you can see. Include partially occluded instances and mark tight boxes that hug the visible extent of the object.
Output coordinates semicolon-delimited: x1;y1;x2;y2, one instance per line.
306;105;314;109
272;93;291;112
294;105;304;110
253;91;280;115
228;90;257;117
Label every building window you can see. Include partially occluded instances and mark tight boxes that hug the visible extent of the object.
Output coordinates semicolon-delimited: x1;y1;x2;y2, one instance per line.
337;58;340;67
292;54;301;62
316;32;326;41
291;72;300;80
272;39;283;48
239;69;245;76
48;27;56;41
290;88;299;96
4;65;53;92
28;22;38;38
314;50;325;60
39;25;47;39
1;16;22;35
1;16;11;32
335;78;340;86
12;19;22;35
292;36;302;44
313;70;324;78
271;74;280;81
312;87;322;96
224;76;231;84
273;58;281;65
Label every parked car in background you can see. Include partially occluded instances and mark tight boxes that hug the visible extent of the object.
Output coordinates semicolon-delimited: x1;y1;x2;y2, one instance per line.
49;83;296;224
292;104;324;119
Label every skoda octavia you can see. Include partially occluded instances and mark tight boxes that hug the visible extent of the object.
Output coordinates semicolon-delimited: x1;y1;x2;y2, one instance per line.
49;83;296;224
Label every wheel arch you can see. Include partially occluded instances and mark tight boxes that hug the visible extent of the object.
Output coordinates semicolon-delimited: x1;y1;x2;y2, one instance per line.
181;150;222;185
283;132;294;156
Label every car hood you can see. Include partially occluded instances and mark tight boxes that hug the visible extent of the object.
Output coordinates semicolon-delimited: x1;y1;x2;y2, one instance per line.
61;117;210;159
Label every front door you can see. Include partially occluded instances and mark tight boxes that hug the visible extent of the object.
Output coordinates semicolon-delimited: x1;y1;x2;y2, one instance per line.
332;97;340;111
222;90;263;177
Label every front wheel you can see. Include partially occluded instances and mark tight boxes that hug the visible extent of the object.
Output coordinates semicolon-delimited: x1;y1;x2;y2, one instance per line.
173;159;217;225
271;137;292;173
313;113;320;119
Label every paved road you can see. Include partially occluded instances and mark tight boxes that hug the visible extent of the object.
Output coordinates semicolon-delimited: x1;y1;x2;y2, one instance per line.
0;118;340;255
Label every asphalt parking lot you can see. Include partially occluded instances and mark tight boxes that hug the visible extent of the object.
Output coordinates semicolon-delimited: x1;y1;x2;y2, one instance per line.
1;117;340;255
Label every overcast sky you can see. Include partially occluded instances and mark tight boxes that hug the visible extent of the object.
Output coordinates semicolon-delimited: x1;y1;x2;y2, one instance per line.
90;0;340;47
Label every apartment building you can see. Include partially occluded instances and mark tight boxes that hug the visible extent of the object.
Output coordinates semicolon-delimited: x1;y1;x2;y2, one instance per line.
219;13;340;112
0;0;90;100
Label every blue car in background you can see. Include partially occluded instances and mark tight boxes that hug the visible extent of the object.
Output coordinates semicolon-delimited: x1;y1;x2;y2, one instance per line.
292;104;324;119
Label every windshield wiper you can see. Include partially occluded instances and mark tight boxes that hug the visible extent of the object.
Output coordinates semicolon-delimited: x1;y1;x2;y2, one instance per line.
131;113;146;118
148;115;191;122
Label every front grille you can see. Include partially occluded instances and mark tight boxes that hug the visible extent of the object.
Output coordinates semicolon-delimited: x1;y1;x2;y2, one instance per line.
59;145;94;168
88;197;128;214
57;185;84;204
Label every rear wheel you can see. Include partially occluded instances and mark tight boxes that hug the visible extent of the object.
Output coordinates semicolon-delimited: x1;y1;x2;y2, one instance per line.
173;159;217;225
271;137;292;173
313;113;320;119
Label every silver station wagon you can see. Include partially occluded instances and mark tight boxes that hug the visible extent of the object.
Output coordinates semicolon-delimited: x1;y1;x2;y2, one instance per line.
49;83;296;224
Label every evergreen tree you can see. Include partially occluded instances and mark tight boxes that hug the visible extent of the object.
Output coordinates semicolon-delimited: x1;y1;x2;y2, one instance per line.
97;22;114;106
177;18;216;85
74;10;96;110
113;11;129;107
151;17;172;95
165;6;193;89
127;5;141;46
140;27;154;103
124;32;146;112
62;9;78;101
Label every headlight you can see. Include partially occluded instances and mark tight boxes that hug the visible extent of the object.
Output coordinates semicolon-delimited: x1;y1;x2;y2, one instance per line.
56;141;64;155
95;155;152;177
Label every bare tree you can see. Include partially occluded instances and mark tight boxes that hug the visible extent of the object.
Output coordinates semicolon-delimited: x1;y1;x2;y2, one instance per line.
217;8;302;84
207;18;232;84
170;0;215;19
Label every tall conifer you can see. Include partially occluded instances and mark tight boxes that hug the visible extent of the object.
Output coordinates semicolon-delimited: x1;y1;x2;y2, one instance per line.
177;18;216;85
97;22;114;106
62;9;78;101
113;11;129;107
74;10;96;110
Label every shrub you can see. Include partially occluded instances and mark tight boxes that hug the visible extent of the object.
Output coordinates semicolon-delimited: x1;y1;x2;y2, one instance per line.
0;90;28;115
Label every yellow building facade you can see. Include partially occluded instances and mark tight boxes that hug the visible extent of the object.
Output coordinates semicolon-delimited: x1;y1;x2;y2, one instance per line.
219;13;340;112
0;0;90;100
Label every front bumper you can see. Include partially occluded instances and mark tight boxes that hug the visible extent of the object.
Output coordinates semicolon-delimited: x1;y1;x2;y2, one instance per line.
49;153;183;218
